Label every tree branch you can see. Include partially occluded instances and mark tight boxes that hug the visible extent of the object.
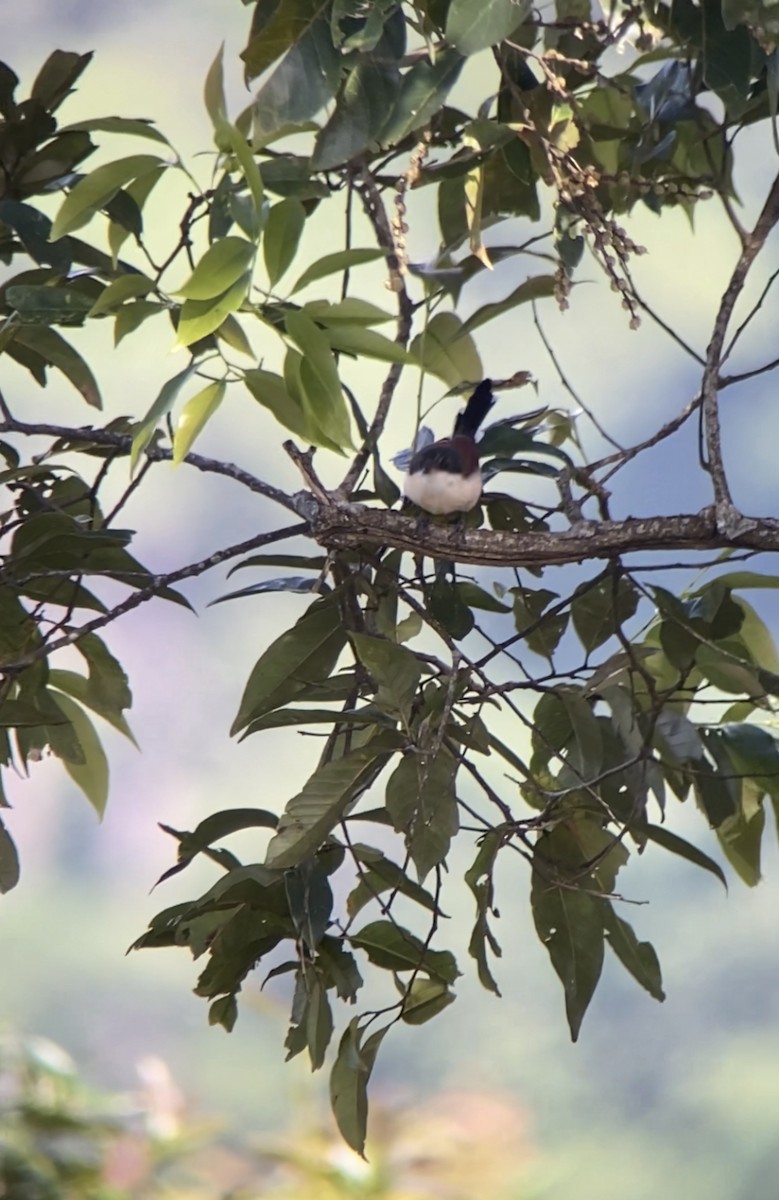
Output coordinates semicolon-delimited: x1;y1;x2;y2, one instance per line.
306;500;779;566
0;417;299;513
702;169;779;524
1;522;308;673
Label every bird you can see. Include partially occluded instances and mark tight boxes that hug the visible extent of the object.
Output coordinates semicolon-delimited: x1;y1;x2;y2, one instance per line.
402;379;495;515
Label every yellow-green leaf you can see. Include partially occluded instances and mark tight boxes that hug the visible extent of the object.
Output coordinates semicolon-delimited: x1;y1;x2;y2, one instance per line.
264;197;306;287
174;272;251;348
88;273;154;317
50;690;109;818
172;380;226;464
177;236;255;301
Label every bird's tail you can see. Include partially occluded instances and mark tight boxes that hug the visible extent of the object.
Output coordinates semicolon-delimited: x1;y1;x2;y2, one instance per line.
454;379;495;438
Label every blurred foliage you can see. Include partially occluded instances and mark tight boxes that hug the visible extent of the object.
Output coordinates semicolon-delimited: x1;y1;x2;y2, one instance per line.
2;0;779;1155
0;1034;533;1199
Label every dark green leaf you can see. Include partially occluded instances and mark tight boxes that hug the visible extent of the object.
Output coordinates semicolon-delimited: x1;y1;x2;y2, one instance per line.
253;14;341;141
400;976;456;1024
350;632;421;717
232;599;347;734
446;0;531;54
330;1019;389;1157
0;818;19;893
313;61;400;170
571;575;639;654
11;326;101;407
264;733;398;868
603;904;665;1001
351;919;459;982
644;823;727;889
380;48;465;146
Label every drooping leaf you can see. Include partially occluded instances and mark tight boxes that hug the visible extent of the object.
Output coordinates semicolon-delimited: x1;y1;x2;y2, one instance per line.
313;61;400;170
172;380;226;464
263;198;306;287
330;1019;389;1157
49;690;109;818
349;632;421;717
603;904;665;1001
0;818;19;894
11;326;101;408
131;363;197;470
253;13;341;141
351;919;459;983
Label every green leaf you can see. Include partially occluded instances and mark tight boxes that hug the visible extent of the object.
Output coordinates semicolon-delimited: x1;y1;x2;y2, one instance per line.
242;0;331;81
48;670;135;744
313;61;400;170
385;748;459;880
291;247;387;294
531;855;604;1041
346;846;440;918
380;48;465;146
330;1019;388;1157
324;324;416;366
603;904;665;1001
178;237;256;301
232;599;348;734
460;275;557;336
216;313;254;358
285;858;334;951
305;974;334;1069
58;115;171;145
571;576;639;654
350;633;421;717
172;380;226;464
351;920;459;983
464;831;503;995
6;285;94;326
446;0;531;54
243;367;314;441
209;994;238;1031
253;13;341;141
306;298;394;325
50;154;166;239
0;818;19;894
644;823;727;889
263;198;306;287
49;690;109;818
88;272;154;316
410;311;482;387
131;363;197;470
264;735;397;868
400;976;456;1025
204;42;228;128
284;310;353;450
11;326;101;408
31;50;93;112
174;272;251;348
114;300;164;346
711;571;779;589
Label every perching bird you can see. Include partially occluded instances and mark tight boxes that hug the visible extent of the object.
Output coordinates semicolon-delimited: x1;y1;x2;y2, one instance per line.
402;379;495;515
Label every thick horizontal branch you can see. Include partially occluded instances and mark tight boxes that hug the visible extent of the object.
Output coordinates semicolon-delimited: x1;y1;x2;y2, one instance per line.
304;499;779;566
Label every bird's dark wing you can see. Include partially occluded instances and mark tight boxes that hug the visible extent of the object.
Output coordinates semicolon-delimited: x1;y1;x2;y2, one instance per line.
408;440;466;474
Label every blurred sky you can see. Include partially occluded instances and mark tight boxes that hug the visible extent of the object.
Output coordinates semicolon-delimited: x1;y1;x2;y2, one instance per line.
3;6;779;1199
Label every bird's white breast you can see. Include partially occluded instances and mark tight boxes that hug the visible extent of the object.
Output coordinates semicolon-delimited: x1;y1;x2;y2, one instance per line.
403;467;483;515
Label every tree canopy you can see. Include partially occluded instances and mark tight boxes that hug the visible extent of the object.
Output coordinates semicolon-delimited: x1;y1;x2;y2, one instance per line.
3;0;779;1154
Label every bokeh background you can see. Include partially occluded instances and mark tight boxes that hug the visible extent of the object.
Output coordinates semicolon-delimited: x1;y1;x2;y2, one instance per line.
3;4;779;1198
